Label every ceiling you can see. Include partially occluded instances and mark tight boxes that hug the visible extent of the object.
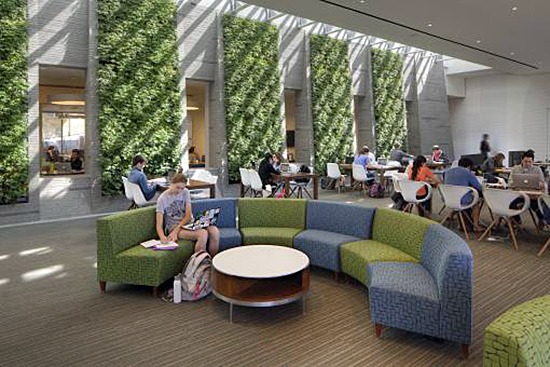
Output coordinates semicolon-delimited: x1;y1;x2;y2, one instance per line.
242;0;550;74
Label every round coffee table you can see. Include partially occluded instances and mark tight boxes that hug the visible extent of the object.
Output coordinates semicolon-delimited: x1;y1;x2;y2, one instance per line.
211;245;310;322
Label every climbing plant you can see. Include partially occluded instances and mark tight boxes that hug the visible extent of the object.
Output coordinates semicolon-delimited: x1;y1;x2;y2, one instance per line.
310;34;354;176
223;14;283;182
0;0;28;205
97;0;182;195
371;47;406;159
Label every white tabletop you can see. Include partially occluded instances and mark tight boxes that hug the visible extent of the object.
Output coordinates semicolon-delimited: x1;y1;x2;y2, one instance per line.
212;245;309;279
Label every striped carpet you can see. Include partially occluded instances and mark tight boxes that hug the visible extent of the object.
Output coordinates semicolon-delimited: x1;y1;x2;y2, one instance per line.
1;197;550;366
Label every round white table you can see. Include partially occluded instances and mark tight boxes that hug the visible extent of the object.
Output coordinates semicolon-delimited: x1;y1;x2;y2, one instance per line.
211;245;310;323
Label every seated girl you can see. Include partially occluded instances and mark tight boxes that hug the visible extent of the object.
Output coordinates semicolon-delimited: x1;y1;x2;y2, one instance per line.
155;173;219;256
409;155;441;218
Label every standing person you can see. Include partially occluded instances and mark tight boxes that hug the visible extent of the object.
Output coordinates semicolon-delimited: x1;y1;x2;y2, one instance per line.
480;134;491;161
258;152;278;189
445;158;484;233
128;154;158;201
155;173;219;256
431;145;448;163
389;143;414;165
409;155;441;218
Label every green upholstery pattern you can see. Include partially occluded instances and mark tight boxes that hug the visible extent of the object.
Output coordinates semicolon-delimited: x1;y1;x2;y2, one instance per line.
238;198;306;229
372;208;433;260
483;295;550;367
97;206;194;287
241;227;302;247
340;240;418;286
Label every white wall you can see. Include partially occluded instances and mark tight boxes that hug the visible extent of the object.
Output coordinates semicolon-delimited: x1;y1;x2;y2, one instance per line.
450;73;550;163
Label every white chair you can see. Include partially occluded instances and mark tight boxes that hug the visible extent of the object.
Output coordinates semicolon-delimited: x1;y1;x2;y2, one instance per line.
290;166;314;199
239;168;252;197
451;160;459;169
439;185;480;241
478;189;531;250
248;169;271;197
122;177;136;210
383;163;401;193
537;195;550;257
399;180;432;216
126;180;156;207
327;163;345;193
352;164;371;194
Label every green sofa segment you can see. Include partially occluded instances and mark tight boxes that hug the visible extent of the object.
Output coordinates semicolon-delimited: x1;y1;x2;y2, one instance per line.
238;198;306;246
97;206;194;288
483;295;550;366
340;240;418;286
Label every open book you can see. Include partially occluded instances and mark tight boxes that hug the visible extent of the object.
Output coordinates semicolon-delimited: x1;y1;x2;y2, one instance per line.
140;239;179;251
182;208;220;231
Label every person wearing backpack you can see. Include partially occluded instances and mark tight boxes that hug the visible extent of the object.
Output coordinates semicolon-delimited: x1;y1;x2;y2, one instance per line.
155;173;220;256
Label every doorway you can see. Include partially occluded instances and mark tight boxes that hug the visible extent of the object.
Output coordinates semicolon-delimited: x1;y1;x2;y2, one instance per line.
186;80;209;168
284;90;296;162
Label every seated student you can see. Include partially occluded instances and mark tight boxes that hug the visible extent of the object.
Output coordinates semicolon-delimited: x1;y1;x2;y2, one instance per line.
365;146;376;165
389;143;414;165
258;152;279;189
481;151;505;183
155;173;219;256
409;155;441;218
431;145;448;163
128;154;158;201
272;152;286;172
354;146;375;181
46;146;60;162
445;157;484;233
70;149;83;171
509;150;546;227
189;147;201;164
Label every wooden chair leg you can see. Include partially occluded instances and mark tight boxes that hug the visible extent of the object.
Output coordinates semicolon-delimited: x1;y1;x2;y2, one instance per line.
528;209;540;234
461;344;469;360
99;281;106;293
375;323;383;338
505;218;519;251
458;212;470;241
538;236;550;257
478;217;499;242
440;210;452;225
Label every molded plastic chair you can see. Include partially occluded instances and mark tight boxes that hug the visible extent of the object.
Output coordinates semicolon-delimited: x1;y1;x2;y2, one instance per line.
327;163;345;193
126;180;156;208
383;162;401;193
290;166;314;199
239;168;251;197
478;189;530;250
537;195;550;256
248;169;271;198
439;185;480;241
352;164;371;194
399;180;432;215
121;177;137;210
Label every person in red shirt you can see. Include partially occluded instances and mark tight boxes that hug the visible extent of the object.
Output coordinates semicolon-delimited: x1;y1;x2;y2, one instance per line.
409;155;441;218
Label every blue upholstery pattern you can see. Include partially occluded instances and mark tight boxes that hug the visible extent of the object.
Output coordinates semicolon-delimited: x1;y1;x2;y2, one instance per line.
421;224;473;345
306;201;375;238
218;228;242;252
368;262;441;338
293;229;360;272
190;198;237;228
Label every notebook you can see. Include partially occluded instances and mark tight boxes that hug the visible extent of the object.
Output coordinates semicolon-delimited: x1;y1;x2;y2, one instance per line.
182;208;220;230
140;239;179;251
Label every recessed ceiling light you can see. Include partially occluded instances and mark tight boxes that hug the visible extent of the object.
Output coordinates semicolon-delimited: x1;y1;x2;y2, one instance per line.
427;23;433;27
476;40;482;44
510;52;515;56
359;0;366;3
511;6;518;11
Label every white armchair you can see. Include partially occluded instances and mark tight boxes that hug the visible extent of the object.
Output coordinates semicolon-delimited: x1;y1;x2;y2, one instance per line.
439;184;480;241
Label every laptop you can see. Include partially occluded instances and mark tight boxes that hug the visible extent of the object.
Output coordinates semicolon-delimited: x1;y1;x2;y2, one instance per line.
182;208;220;230
511;173;542;190
280;163;290;173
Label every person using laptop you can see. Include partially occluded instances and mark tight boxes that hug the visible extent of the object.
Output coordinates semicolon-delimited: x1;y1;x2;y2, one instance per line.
509;150;546;227
155;173;219;256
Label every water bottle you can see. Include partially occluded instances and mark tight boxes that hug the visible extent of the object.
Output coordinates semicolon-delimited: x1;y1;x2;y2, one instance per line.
173;275;182;304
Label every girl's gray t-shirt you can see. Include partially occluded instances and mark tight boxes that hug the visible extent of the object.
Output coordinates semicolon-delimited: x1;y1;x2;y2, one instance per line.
156;189;191;233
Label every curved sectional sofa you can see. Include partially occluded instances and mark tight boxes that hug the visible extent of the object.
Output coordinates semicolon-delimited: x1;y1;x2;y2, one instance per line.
97;198;473;356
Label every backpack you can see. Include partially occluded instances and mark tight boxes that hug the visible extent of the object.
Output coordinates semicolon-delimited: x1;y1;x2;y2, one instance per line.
368;182;385;198
295;165;311;183
177;250;212;301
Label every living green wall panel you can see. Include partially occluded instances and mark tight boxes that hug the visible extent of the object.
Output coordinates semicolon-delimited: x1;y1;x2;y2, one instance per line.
0;0;28;205
97;0;182;195
223;14;283;182
371;48;406;159
310;34;354;176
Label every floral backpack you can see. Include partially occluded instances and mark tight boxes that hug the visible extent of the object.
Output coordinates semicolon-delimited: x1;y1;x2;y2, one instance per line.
177;250;212;301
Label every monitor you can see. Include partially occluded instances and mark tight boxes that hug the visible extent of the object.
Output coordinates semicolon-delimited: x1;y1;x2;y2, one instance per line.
459;153;485;169
508;151;525;167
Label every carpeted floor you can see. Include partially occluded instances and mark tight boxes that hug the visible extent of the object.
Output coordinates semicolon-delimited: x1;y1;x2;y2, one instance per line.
1;191;550;366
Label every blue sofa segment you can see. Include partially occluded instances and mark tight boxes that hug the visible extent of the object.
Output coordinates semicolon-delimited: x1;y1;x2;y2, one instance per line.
294;202;375;272
367;224;473;346
190;198;241;251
